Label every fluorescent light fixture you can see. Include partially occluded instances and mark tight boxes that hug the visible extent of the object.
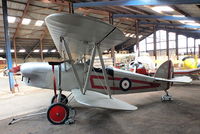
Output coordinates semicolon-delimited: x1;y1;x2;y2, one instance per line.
19;49;26;53
130;34;135;38
51;49;56;52
0;49;4;53
35;20;44;26
152;6;174;13
139;35;143;38
10;49;14;53
172;15;185;17
179;20;196;24
8;16;16;23
33;49;40;53
42;49;48;53
179;20;200;26
188;23;200;26
22;18;31;25
125;33;130;37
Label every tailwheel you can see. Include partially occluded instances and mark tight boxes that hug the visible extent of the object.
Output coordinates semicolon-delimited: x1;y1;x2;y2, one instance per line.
161;90;173;102
47;103;69;125
161;95;173;102
51;94;68;104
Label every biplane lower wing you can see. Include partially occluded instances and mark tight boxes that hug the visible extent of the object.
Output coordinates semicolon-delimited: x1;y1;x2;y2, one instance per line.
71;89;137;111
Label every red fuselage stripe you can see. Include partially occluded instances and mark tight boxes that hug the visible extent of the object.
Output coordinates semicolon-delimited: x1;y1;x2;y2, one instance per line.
89;75;160;90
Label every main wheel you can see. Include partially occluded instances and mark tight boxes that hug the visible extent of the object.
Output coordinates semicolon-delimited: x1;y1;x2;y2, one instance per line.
51;94;68;104
47;103;69;125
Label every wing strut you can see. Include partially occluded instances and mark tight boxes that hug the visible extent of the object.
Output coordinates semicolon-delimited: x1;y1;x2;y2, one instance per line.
96;45;112;98
83;45;96;94
60;36;84;94
95;27;117;98
83;27;117;98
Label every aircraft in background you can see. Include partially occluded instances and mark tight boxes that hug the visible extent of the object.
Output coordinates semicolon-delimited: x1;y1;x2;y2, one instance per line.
16;13;192;124
127;57;200;80
182;56;200;69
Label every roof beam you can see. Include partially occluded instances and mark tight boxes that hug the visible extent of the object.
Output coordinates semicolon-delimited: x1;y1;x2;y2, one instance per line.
24;40;40;61
140;21;200;29
113;14;200;21
12;0;31;39
74;0;200;8
170;5;191;17
36;0;69;6
159;28;200;38
157;27;200;34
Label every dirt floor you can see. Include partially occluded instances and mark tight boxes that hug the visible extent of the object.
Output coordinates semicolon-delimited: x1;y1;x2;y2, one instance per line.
0;75;200;134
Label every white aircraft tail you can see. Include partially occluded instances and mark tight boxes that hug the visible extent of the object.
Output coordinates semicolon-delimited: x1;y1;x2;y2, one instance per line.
154;60;192;84
154;60;174;79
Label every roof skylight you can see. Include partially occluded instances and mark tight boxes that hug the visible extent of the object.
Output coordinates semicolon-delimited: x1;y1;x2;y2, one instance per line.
22;18;31;25
8;16;16;23
178;20;200;26
35;20;44;26
152;6;174;13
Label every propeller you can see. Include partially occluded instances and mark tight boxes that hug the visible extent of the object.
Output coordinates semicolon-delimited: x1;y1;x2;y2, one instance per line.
9;65;21;73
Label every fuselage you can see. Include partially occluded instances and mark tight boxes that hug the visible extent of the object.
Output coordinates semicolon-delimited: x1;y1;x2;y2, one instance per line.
21;62;169;95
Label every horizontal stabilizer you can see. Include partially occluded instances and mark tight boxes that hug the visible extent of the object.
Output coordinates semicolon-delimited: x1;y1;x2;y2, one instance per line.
71;89;137;111
155;76;192;83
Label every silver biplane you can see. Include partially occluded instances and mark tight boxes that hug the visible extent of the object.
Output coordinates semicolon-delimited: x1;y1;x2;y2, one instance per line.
20;13;192;124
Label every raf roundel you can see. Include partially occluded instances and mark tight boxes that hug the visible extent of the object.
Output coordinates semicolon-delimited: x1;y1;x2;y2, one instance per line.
120;78;132;91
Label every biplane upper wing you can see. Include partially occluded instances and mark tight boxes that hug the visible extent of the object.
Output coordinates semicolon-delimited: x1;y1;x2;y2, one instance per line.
45;13;125;60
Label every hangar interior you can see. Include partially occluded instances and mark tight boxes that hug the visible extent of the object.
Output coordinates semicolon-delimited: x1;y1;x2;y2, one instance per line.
0;0;200;134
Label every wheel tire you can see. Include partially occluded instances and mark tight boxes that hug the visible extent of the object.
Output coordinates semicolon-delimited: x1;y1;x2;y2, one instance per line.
47;103;69;125
51;94;68;104
120;78;132;91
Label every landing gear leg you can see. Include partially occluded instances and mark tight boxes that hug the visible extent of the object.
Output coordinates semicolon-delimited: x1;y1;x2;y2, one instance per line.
161;90;173;102
47;40;76;125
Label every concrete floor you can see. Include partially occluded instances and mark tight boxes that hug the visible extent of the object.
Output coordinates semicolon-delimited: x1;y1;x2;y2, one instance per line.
0;75;200;134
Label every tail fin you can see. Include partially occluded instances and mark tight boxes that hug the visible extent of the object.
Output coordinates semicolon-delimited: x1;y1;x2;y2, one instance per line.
154;60;174;79
154;60;174;90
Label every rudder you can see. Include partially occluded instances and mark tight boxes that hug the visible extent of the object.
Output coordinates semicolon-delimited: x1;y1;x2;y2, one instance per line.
154;60;174;79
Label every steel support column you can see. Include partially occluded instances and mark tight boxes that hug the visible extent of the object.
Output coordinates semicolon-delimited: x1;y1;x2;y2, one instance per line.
153;26;157;60
69;2;74;14
145;38;147;52
175;33;179;60
40;39;43;61
199;45;200;58
186;37;189;55
2;0;14;92
13;38;17;65
109;12;113;25
135;20;139;56
194;39;196;55
166;31;169;60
